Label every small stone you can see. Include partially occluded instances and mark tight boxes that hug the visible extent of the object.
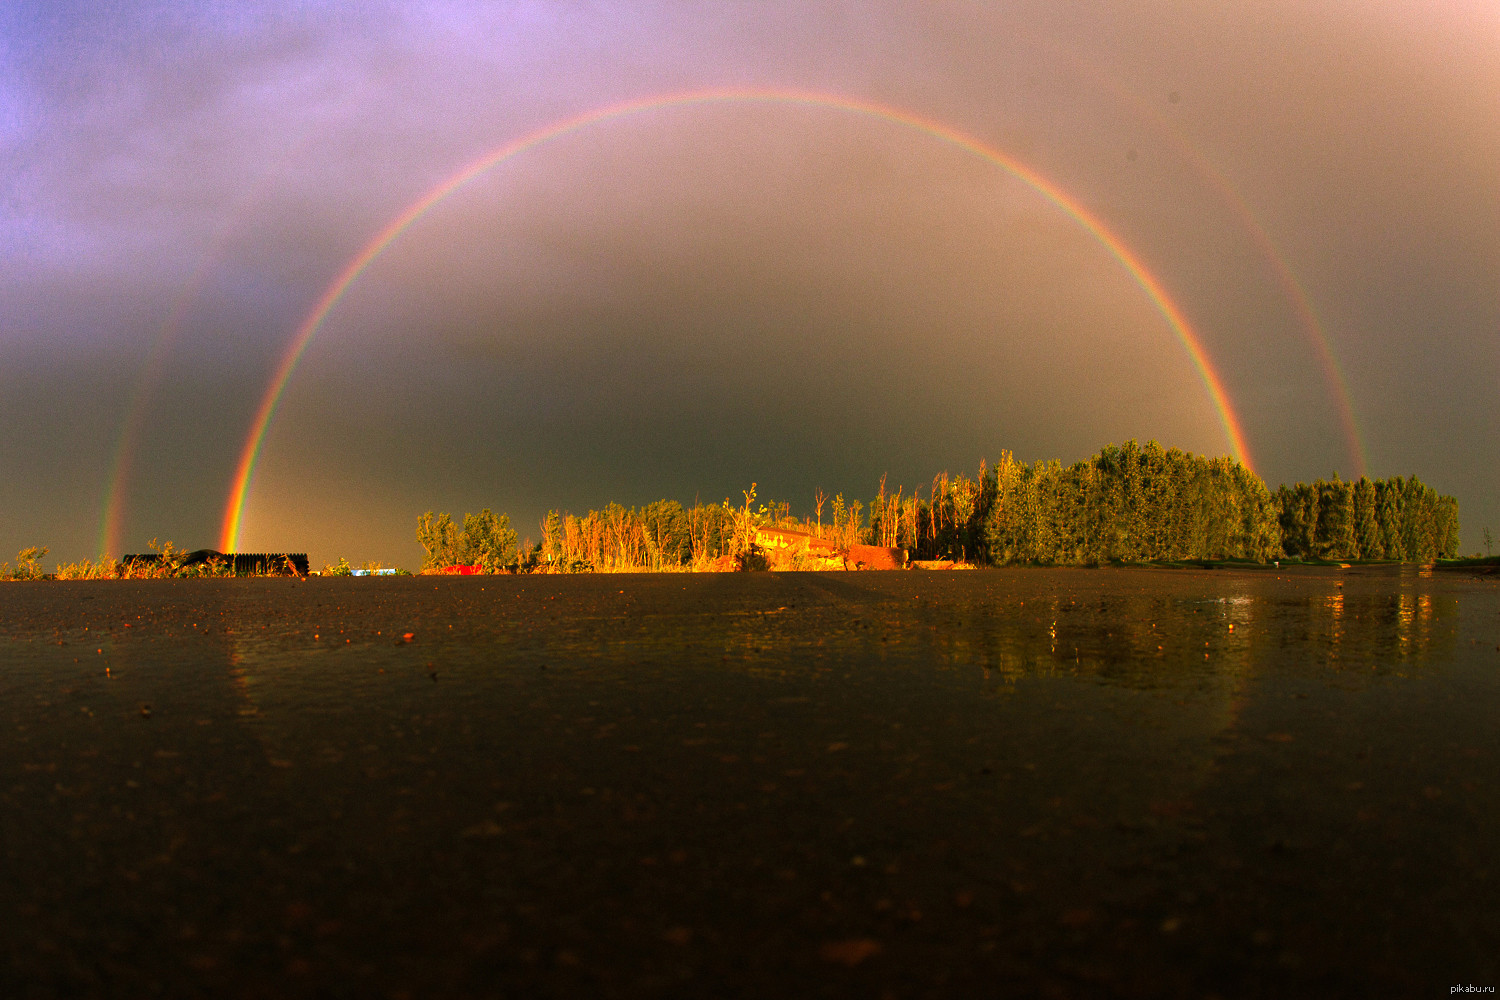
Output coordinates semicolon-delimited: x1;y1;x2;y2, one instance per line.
819;939;881;967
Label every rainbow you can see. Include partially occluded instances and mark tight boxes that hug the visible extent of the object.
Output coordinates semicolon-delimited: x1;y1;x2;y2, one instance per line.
220;87;1254;552
97;298;183;561
97;252;227;560
97;141;316;560
1079;68;1368;476
1187;171;1366;476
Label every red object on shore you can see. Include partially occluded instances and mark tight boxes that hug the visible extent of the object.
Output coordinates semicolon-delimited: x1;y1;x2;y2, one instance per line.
441;565;482;575
843;544;905;570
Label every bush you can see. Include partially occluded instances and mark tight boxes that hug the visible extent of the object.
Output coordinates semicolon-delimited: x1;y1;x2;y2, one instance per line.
12;546;48;580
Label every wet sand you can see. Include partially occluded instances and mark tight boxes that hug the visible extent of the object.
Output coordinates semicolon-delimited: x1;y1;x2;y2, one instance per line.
2;567;1498;997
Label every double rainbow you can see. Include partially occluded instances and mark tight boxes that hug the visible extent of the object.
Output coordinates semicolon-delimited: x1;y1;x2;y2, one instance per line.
218;87;1255;552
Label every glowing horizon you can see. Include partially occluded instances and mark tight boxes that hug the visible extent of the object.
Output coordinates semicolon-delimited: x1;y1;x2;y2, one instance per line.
220;86;1255;553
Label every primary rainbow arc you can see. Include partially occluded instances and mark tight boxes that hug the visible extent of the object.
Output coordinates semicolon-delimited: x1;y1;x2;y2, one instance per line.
220;86;1254;553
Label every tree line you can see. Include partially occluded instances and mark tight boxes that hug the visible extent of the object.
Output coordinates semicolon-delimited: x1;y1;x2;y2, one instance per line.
414;440;1460;572
1273;475;1458;562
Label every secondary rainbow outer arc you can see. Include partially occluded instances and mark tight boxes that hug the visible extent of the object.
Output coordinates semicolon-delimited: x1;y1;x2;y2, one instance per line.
1078;67;1368;476
1199;187;1366;477
98;232;231;558
97;305;178;560
220;87;1254;552
98;139;318;560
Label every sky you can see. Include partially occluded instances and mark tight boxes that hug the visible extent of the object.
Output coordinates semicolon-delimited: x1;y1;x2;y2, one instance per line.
3;0;1497;568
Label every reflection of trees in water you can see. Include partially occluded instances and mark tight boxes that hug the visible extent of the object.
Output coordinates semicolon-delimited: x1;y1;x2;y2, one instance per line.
1299;568;1455;674
883;571;1459;765
1275;574;1452;674
898;570;1462;686
873;581;1261;832
906;587;1259;692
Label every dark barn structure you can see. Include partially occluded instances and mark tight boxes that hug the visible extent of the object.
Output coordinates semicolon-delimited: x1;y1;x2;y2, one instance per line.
121;550;308;576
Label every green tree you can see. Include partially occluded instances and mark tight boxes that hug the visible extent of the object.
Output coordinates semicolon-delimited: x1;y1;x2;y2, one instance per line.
1352;477;1381;559
642;500;690;568
416;511;459;570
687;501;733;564
1399;477;1436;563
1433;495;1460;559
460;509;518;572
14;546;48;580
1376;479;1406;561
1236;465;1282;561
1315;476;1356;560
982;443;1279;564
542;510;563;567
1276;483;1319;559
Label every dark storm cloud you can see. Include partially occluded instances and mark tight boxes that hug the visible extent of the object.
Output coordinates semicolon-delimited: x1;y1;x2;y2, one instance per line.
2;1;1496;566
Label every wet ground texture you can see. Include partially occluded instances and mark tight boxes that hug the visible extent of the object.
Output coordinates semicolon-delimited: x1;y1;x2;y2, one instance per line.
2;566;1498;998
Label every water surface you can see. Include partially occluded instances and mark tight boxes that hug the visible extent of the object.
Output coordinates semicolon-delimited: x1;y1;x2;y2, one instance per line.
2;566;1496;997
